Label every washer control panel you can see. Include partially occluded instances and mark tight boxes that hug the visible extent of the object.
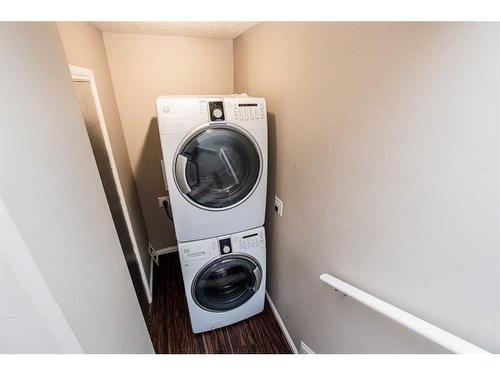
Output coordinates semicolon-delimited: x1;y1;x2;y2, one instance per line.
179;237;218;266
235;231;265;252
218;237;232;255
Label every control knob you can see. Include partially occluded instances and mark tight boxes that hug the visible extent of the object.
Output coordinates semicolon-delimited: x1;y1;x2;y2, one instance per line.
213;108;223;119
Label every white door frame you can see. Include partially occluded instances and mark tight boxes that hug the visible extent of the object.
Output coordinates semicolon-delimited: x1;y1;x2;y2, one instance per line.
70;65;152;303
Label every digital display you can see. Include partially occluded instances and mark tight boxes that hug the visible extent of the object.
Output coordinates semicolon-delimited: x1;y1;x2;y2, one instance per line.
238;103;258;107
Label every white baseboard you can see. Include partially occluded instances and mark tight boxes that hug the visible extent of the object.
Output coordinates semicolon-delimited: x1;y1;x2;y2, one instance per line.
299;341;315;354
149;257;154;302
156;245;178;256
148;245;177;302
265;291;298;354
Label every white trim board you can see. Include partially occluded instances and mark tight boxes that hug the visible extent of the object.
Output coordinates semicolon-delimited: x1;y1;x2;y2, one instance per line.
265;291;298;354
69;65;152;303
299;341;316;354
148;245;178;296
156;245;178;256
149;257;154;299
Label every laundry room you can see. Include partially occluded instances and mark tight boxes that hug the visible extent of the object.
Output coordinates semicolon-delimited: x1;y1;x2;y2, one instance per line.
1;4;500;372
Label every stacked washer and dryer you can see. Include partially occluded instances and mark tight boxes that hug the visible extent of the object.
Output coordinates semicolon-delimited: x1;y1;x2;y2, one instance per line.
156;95;268;333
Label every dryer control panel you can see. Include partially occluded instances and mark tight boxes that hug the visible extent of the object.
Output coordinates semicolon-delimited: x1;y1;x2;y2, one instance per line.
208;100;225;123
228;102;265;122
225;97;266;125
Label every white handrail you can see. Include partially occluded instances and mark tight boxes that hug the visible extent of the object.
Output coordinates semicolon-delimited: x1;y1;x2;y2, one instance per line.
320;273;489;354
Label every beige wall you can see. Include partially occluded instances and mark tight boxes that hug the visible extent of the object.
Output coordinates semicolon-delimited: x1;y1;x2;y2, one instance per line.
103;32;234;249
57;22;151;289
0;22;153;353
235;22;500;353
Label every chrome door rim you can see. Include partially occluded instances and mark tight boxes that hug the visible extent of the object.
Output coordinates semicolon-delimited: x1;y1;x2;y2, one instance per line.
173;123;263;211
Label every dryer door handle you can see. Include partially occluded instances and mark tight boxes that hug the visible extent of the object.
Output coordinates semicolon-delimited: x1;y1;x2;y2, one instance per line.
252;266;262;293
175;154;191;194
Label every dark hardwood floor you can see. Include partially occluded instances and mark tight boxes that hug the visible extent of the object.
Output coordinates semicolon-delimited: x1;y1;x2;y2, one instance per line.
146;252;292;354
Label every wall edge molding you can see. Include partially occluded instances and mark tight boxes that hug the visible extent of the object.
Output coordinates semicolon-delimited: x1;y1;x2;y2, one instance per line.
265;291;298;354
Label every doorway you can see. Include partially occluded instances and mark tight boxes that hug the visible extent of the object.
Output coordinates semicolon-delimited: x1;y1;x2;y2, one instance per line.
69;65;151;315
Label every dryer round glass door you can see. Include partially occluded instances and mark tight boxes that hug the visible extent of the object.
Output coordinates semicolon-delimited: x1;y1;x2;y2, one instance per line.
175;125;261;210
192;254;262;312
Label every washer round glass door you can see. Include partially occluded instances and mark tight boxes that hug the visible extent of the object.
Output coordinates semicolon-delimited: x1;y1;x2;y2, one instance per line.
192;254;262;312
175;125;261;210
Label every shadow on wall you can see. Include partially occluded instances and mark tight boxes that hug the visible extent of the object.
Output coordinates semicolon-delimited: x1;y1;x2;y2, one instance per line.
264;112;278;281
135;117;176;250
234;35;249;93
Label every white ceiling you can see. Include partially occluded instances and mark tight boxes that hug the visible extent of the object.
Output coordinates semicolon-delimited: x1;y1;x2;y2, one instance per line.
93;22;258;39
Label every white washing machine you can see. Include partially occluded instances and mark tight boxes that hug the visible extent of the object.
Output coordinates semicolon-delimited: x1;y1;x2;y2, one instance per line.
156;95;268;242
178;226;266;333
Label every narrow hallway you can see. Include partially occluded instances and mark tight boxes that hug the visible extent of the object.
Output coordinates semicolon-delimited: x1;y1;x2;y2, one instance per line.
147;253;292;354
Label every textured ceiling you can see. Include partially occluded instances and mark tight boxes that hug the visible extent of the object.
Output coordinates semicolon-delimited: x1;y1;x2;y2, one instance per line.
93;22;258;39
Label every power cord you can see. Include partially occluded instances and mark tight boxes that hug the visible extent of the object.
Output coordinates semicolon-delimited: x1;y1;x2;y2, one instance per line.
162;199;173;221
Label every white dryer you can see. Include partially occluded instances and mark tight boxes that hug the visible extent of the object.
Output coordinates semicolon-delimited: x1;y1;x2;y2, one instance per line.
156;95;268;242
178;226;266;333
